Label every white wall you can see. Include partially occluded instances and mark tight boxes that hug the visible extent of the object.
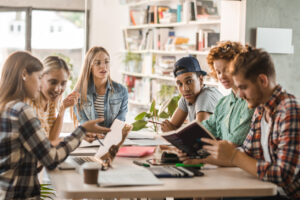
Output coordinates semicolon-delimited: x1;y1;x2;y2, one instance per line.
245;0;300;97
88;0;129;82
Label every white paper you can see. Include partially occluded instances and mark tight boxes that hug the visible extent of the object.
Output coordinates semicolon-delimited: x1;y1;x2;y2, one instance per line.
98;166;162;187
95;119;125;158
127;131;155;139
79;139;102;148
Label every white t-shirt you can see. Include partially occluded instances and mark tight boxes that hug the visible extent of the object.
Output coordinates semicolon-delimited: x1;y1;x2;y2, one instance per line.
261;112;271;162
178;85;223;122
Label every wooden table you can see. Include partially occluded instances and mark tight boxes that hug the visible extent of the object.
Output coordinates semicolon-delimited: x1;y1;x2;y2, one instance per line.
47;157;277;199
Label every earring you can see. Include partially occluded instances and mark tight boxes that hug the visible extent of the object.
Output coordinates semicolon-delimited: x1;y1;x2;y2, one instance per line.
23;77;26;81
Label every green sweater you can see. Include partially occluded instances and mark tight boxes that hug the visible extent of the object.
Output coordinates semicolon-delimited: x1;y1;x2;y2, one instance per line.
201;91;254;145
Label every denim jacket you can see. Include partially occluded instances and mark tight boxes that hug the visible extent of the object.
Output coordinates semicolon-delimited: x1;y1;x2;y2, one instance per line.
74;80;128;128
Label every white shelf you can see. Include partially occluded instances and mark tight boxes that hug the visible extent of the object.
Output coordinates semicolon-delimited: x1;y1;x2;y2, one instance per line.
121;49;209;55
127;0;176;7
124;20;221;29
149;74;174;81
121;71;148;77
122;71;220;87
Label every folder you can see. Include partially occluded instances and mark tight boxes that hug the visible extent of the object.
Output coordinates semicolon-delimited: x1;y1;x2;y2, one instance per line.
116;146;156;157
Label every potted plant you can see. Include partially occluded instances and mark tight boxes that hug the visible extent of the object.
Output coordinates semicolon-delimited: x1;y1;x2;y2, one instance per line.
132;95;180;132
123;51;142;73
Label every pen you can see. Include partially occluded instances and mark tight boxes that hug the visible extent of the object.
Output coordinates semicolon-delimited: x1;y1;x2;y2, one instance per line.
133;160;150;167
148;120;162;125
95;136;104;146
175;163;204;168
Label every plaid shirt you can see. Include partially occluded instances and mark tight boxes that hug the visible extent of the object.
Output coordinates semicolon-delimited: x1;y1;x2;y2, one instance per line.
242;85;300;199
0;101;85;200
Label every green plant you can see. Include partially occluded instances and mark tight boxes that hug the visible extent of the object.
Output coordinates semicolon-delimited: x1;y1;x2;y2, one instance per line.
132;95;181;132
158;85;177;103
123;51;142;65
40;183;56;200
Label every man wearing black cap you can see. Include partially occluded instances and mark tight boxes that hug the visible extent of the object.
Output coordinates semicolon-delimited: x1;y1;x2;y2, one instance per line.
161;56;223;132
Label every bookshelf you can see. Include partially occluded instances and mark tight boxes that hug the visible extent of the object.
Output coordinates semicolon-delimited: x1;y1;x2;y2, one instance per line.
121;0;236;111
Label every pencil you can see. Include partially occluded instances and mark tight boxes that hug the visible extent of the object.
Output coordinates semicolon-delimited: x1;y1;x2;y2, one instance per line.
148;120;162;125
95;136;104;146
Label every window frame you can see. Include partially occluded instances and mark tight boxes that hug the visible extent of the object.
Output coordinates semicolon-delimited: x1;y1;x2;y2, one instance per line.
0;6;89;52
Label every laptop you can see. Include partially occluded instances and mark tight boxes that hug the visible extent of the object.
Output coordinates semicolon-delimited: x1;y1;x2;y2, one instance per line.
58;119;126;173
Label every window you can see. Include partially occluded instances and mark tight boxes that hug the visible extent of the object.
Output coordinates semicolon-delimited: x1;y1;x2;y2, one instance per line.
0;10;26;72
0;7;87;123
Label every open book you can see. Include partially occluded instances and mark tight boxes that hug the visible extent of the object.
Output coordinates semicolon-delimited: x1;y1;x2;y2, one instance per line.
161;120;216;158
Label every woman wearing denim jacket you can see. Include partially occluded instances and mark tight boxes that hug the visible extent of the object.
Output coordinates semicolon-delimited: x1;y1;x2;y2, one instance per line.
73;46;128;142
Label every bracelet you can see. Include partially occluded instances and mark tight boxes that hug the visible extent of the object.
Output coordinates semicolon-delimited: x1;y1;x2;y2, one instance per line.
230;149;239;165
78;125;87;133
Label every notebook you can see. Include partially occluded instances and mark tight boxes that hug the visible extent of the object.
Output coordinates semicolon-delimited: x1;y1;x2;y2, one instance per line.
116;146;156;157
58;119;125;172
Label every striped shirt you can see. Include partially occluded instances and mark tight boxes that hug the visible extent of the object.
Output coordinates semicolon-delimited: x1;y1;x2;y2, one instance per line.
0;101;85;199
242;85;300;198
25;99;56;136
94;94;105;118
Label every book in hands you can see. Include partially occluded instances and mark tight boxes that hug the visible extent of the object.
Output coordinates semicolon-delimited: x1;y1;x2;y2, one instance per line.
161;120;216;159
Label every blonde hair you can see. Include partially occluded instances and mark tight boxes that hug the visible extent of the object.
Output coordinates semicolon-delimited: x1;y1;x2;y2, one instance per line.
31;56;71;112
0;51;43;112
207;41;244;80
42;56;70;76
74;46;114;109
71;46;114;125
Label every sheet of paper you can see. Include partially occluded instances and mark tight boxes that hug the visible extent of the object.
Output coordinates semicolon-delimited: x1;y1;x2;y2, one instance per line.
95;119;125;158
127;131;155;139
98;166;162;187
79;140;101;148
129;137;170;146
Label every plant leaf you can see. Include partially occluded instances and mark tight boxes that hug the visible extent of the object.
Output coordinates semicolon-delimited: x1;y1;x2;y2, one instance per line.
167;98;178;116
150;100;156;113
159;111;169;119
134;112;147;120
131;120;147;131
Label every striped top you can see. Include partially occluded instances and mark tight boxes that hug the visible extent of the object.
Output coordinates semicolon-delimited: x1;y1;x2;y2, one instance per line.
24;99;56;137
95;94;105;118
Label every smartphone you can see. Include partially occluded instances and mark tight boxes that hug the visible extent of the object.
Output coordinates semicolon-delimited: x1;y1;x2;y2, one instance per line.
146;158;164;165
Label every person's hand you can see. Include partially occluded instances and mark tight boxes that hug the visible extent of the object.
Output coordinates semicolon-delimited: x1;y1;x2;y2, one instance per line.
61;91;80;110
119;124;132;145
201;138;237;164
161;120;178;132
178;151;211;165
81;118;111;138
100;124;133;166
84;132;106;143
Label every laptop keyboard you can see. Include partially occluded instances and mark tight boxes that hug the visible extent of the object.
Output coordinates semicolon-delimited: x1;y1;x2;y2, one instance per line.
73;157;95;165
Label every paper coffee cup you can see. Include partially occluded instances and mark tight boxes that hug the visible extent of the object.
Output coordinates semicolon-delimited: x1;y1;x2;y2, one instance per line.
82;162;101;184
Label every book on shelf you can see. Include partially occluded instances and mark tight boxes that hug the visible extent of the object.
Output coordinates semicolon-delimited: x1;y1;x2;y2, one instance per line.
154;55;176;76
194;0;219;20
129;8;147;25
196;29;220;50
161;120;216;159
